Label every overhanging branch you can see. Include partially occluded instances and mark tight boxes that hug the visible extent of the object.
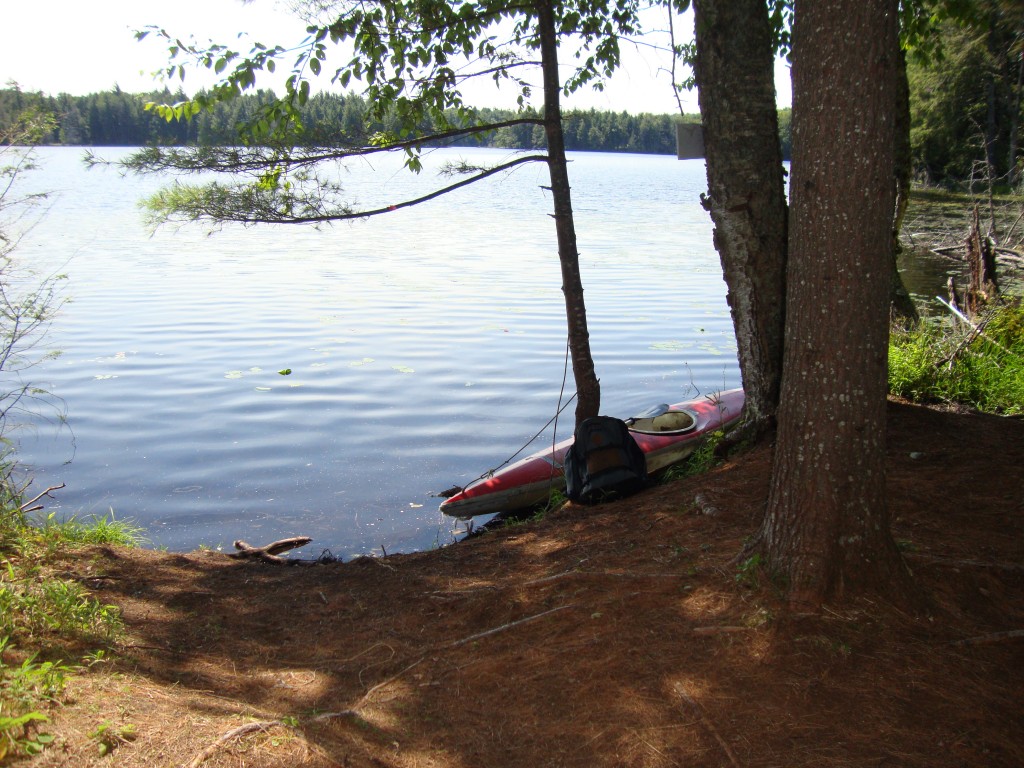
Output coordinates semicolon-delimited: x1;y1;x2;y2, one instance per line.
114;117;546;177
155;154;550;226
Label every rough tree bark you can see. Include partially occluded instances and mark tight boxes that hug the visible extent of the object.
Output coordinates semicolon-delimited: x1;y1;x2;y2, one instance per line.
691;0;788;435
537;0;600;425
759;0;912;606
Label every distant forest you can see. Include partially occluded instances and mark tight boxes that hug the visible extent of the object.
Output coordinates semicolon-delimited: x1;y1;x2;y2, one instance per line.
0;86;793;159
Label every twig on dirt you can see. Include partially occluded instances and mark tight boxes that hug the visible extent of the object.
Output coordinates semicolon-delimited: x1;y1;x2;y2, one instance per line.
692;626;752;636
950;629;1024;647
346;605;579;709
18;483;65;512
184;720;283;768
435;569;686;597
905;553;1024;572
520;569;581;588
446;603;577;648
428;584;500;595
62;572;123;583
361;658;426;701
339;642;395;666
312;709;360;722
120;643;186;655
674;683;743;768
227;537;313;564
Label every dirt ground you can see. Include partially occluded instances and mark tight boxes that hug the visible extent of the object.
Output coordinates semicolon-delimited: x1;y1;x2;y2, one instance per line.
17;399;1024;768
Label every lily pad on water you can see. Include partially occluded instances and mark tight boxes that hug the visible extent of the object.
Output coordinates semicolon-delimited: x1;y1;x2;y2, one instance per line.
650;340;690;352
225;366;266;379
392;365;415;374
348;358;375;367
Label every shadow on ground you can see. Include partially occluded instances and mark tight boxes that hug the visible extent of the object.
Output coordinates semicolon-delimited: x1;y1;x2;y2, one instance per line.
33;400;1024;768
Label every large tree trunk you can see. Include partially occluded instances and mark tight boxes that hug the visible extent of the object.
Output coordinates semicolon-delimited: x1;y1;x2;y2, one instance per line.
691;0;788;435
759;0;911;607
536;0;600;425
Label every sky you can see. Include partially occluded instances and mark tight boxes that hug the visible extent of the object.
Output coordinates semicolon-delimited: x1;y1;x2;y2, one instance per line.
1;0;791;116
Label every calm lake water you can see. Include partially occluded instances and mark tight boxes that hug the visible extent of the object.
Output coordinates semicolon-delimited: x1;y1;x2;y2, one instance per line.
11;147;956;557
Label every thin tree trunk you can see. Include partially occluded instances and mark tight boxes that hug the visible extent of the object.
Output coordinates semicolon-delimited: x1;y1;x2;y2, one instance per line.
537;0;600;425
891;48;920;326
1010;49;1023;187
760;0;911;608
691;0;788;437
985;13;1000;181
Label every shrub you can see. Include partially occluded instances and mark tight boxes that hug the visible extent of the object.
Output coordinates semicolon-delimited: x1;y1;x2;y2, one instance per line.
889;301;1024;415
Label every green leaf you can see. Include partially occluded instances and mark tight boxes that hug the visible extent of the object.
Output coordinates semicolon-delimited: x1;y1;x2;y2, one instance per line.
278;368;292;375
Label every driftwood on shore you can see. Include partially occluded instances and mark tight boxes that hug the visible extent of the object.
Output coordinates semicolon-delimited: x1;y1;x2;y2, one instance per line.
227;537;313;564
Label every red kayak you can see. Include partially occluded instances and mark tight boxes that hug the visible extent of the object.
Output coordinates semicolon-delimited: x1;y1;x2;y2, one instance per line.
440;388;745;519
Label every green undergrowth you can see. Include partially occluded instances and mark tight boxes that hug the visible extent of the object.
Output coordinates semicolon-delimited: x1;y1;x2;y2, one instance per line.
0;497;143;761
661;429;726;483
889;301;1024;415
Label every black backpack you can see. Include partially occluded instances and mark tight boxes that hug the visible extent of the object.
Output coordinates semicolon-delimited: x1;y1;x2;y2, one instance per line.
564;416;648;504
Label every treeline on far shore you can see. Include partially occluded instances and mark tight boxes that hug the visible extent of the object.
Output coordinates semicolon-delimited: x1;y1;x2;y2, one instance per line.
0;86;794;159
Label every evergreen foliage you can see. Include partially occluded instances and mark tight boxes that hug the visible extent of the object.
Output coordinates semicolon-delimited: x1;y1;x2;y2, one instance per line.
0;86;697;156
905;3;1024;185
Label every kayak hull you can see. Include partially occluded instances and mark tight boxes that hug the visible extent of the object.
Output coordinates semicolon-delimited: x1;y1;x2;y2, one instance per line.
440;389;744;519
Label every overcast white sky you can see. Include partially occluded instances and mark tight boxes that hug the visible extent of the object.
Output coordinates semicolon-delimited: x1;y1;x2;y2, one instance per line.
1;0;791;115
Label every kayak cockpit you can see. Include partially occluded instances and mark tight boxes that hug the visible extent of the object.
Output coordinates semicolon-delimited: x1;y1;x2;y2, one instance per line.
626;409;697;435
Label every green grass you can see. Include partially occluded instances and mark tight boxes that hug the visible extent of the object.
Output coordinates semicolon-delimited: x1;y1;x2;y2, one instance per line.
661;429;726;482
0;500;142;759
889;301;1024;415
37;510;147;550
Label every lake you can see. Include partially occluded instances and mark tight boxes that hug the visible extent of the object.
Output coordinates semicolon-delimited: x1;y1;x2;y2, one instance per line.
10;147;956;557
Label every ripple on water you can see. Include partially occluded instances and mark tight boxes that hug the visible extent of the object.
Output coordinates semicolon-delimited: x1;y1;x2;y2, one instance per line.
18;148;740;554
